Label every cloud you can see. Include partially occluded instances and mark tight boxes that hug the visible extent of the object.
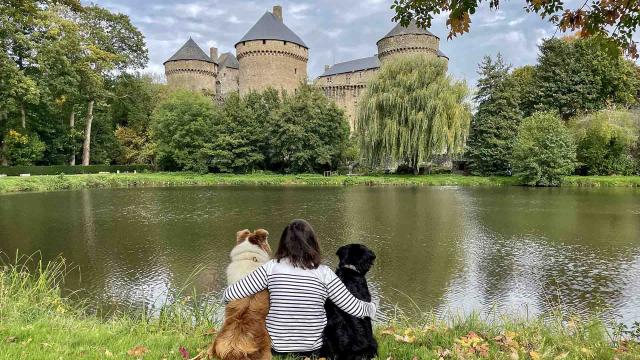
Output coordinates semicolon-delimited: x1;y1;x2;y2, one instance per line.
83;0;570;87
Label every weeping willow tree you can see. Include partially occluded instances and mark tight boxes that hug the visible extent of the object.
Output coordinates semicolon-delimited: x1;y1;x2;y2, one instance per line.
356;55;471;173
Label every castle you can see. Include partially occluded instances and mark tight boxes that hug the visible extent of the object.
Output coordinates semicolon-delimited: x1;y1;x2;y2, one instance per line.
164;5;448;129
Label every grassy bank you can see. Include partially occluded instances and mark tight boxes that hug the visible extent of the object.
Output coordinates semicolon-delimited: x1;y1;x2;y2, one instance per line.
1;257;638;359
0;173;519;194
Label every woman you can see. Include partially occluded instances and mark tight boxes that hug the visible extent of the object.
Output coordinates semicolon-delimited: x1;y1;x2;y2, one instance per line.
223;219;377;357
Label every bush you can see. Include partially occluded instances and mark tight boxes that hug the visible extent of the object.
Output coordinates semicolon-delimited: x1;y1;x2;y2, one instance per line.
571;110;639;175
0;164;152;176
511;112;576;186
2;129;46;166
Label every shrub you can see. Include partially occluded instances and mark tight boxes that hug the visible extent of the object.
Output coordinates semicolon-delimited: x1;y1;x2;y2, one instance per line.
2;129;46;166
511;112;576;186
571;110;639;175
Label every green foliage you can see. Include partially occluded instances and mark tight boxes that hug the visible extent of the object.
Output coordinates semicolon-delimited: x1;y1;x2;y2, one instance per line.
466;54;523;176
392;0;640;58
151;90;220;173
357;55;470;173
571;110;639;175
269;84;350;173
2;129;45;165
511;112;577;186
531;36;640;119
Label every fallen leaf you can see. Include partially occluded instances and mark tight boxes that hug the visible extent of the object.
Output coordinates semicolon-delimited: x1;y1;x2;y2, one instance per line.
380;327;396;336
529;351;540;360
179;346;189;359
203;328;217;336
127;345;149;357
105;349;113;357
554;353;569;359
510;351;520;360
6;336;16;343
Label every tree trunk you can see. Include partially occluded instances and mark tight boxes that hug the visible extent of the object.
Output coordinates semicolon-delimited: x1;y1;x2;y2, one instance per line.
81;100;94;166
69;111;76;165
20;103;26;129
0;113;6;165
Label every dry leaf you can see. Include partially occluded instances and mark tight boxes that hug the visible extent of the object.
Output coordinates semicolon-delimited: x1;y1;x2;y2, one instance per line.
529;351;540;360
380;327;396;336
127;345;149;357
6;336;16;343
203;328;217;336
105;349;113;357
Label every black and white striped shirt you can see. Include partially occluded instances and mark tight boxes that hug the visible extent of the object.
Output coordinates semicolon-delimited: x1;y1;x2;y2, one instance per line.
223;258;376;353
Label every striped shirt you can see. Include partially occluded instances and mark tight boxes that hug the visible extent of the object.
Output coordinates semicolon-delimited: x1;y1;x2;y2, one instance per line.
223;258;376;353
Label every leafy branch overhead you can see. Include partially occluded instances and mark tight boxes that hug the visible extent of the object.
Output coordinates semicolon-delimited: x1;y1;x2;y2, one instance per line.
391;0;640;58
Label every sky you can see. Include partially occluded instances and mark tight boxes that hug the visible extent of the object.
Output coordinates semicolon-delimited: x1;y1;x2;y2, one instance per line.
83;0;631;87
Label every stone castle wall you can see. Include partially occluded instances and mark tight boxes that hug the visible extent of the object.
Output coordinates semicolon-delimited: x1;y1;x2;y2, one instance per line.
316;68;378;130
377;34;440;63
217;67;239;95
236;40;308;96
165;60;217;93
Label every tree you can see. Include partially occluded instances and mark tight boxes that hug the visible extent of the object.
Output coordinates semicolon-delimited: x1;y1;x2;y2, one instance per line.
533;36;640;119
391;0;640;58
466;54;523;175
270;84;350;173
150;90;220;173
571;110;639;175
356;55;470;174
243;88;281;168
511;112;576;186
75;5;148;166
210;93;265;173
2;129;45;165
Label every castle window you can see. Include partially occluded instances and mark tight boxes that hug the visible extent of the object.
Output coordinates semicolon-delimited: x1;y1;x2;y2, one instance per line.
263;40;266;44
284;41;287;45
294;68;297;74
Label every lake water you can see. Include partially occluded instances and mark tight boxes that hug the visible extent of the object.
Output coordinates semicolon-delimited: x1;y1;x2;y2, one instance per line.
1;186;639;324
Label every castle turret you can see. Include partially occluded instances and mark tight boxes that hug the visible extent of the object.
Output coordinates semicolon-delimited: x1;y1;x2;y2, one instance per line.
164;38;217;93
235;5;308;96
376;22;447;64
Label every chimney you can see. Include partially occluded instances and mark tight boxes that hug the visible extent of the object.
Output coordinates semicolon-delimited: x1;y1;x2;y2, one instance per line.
272;5;282;22
210;47;218;62
324;65;330;72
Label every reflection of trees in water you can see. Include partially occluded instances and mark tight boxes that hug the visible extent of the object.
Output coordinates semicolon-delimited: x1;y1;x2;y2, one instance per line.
341;187;466;312
445;187;640;322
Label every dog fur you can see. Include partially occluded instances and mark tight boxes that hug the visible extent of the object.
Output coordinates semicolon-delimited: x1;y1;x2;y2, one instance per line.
323;244;378;360
211;229;272;360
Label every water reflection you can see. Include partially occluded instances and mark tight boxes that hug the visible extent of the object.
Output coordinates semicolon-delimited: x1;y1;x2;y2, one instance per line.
0;186;638;324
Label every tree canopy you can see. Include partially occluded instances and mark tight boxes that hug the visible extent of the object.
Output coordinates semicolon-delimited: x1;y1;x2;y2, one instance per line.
392;0;640;58
356;55;470;173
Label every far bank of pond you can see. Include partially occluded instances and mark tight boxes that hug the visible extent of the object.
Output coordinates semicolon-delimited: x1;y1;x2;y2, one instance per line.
1;172;640;194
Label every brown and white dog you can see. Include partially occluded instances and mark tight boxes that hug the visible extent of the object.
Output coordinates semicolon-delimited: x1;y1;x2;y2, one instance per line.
210;229;272;360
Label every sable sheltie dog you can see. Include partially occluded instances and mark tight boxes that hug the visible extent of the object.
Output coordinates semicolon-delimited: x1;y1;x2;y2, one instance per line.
210;229;272;360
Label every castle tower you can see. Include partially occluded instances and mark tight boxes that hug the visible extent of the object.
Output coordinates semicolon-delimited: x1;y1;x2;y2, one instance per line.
376;21;448;64
164;38;217;93
235;5;308;96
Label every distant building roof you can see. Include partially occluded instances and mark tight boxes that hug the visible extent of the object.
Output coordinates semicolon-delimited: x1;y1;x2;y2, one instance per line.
437;49;449;59
218;52;239;69
378;21;438;43
236;11;307;48
320;56;381;77
164;38;215;64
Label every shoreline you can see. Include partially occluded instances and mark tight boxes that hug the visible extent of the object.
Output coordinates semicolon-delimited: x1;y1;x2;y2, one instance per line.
1;258;638;359
1;172;639;194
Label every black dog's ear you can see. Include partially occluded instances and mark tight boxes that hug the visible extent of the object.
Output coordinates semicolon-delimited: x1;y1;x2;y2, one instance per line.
336;245;349;261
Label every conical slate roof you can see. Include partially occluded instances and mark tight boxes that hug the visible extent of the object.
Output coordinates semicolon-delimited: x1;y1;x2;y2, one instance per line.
164;38;214;64
218;52;239;69
378;21;437;43
236;11;307;48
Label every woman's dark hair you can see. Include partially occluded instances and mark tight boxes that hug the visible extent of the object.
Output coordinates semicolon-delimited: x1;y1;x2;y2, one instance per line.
274;219;322;269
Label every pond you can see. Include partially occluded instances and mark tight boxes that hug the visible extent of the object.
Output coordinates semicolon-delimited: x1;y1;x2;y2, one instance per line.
1;186;639;324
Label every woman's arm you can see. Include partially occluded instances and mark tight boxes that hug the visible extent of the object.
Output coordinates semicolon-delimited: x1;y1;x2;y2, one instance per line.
326;272;376;319
222;265;268;302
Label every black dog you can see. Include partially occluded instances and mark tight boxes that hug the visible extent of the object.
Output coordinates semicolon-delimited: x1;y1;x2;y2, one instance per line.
323;244;378;360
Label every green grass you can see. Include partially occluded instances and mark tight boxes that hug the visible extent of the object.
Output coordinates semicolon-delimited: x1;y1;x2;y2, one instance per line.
1;172;639;195
0;172;515;194
1;255;639;359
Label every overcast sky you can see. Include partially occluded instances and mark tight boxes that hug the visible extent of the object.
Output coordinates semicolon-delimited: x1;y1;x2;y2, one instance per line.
84;0;635;87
